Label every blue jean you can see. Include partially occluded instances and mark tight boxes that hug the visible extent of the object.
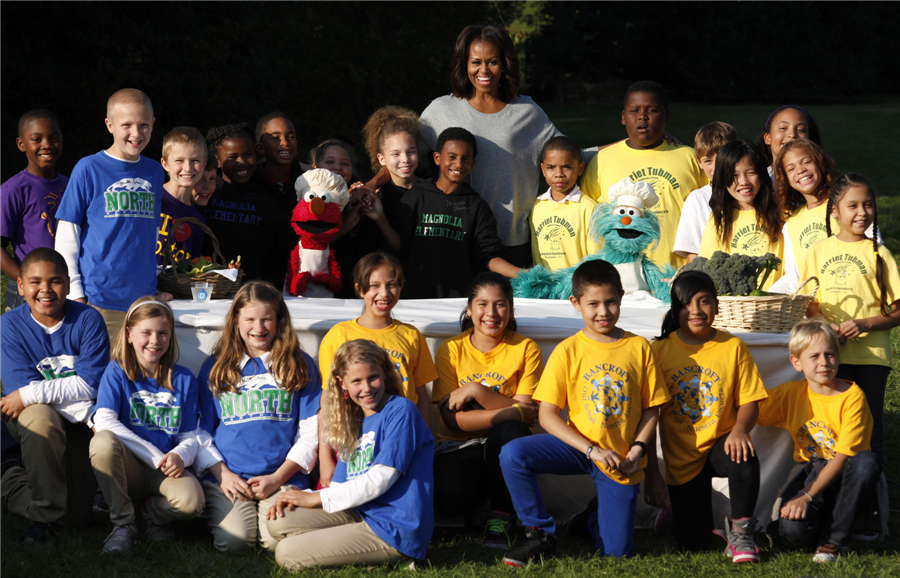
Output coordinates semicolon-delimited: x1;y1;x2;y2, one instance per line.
499;434;640;557
779;451;881;547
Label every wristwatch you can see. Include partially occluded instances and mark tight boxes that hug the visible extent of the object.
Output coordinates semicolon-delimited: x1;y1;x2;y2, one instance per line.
585;446;594;460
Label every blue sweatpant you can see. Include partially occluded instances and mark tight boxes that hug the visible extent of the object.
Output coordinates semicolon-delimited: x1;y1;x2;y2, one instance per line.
499;434;640;557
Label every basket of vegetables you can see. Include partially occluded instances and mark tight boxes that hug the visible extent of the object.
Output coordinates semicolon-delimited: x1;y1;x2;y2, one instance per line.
680;251;818;333
156;217;245;300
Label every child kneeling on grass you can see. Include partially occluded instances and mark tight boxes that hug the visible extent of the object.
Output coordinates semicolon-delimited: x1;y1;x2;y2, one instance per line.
757;317;880;563
499;260;671;566
266;339;434;570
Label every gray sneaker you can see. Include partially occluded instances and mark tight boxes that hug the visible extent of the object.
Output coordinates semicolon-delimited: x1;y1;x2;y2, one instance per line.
714;517;759;563
103;522;137;553
142;498;175;541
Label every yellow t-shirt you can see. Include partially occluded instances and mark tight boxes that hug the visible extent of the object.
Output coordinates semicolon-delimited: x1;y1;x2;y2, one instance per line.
530;192;599;270
798;236;900;366
785;203;838;269
533;330;671;485
650;331;769;485
758;379;872;461
697;210;785;291
432;329;543;442
318;318;438;403
581;141;708;268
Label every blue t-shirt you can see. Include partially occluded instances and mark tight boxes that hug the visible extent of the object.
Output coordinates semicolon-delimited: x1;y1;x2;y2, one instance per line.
95;361;199;453
55;151;165;311
0;300;110;395
198;353;321;488
331;395;434;560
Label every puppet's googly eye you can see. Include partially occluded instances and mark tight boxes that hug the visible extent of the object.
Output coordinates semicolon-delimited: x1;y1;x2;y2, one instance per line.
628;209;635;216
303;191;317;202
319;192;333;203
615;207;626;216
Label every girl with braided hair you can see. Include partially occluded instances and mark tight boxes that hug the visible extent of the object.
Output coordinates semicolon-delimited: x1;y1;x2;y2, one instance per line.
800;173;900;461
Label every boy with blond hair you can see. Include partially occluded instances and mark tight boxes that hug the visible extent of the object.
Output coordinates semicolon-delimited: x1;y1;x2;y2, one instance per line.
499;260;671;566
155;127;208;264
55;88;166;339
758;317;880;563
673;122;740;260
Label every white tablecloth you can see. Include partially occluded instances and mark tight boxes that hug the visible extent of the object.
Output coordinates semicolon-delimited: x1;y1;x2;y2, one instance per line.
172;294;799;527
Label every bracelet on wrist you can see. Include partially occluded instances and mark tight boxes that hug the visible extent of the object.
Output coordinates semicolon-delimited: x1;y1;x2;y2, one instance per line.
630;441;647;457
511;403;525;422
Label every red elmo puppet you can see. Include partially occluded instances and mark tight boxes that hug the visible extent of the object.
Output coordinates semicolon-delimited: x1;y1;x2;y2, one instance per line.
286;169;350;297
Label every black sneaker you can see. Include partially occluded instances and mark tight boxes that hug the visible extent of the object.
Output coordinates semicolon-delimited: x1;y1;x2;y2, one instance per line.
21;521;59;544
503;526;557;568
482;511;516;549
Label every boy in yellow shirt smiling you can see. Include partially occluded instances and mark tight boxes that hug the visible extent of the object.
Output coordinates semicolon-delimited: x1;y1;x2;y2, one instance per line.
499;260;670;567
758;318;879;563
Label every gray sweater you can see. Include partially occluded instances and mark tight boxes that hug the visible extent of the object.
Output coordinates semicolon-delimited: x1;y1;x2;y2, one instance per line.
418;94;561;246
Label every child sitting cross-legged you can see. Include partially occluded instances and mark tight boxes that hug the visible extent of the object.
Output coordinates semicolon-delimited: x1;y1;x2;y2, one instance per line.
266;339;434;570
758;317;880;563
498;260;671;566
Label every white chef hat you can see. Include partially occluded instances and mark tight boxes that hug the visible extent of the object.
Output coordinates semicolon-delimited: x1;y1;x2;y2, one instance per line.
295;168;350;210
607;178;659;211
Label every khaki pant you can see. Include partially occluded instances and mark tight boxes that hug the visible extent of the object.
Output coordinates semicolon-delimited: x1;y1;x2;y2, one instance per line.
202;480;301;553
2;404;96;525
91;304;126;344
89;429;204;526
268;506;403;570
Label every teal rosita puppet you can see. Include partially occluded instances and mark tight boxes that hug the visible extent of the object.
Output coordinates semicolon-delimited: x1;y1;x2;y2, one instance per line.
513;178;675;302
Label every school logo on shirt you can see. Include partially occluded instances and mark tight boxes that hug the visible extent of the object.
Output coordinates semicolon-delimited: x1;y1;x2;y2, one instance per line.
799;420;837;460
35;355;77;380
459;372;509;395
798;222;827;250
415;213;466;241
668;365;725;431
730;223;766;253
534;216;576;258
206;198;263;225
819;254;869;292
218;374;293;425
384;349;409;385
103;178;156;218
580;363;630;428
627;168;682;192
129;390;182;434
41;186;64;238
346;430;376;478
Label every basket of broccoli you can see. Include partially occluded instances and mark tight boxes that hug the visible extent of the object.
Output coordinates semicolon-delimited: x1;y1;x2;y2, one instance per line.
679;251;818;332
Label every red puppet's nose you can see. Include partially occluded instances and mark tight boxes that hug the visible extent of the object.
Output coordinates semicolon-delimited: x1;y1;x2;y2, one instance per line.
310;197;325;215
620;216;632;225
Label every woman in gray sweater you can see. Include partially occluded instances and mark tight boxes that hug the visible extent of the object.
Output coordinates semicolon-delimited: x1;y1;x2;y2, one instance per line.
418;24;561;268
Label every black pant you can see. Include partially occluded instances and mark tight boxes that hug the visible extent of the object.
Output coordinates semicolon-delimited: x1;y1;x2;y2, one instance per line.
667;435;760;551
836;364;890;460
433;420;531;517
779;452;881;547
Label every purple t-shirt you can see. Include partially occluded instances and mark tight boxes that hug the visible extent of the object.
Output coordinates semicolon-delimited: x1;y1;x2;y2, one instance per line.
156;190;206;265
0;169;70;264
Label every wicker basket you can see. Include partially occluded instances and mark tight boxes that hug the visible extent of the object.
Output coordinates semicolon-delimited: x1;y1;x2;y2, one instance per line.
156;217;245;299
713;276;818;333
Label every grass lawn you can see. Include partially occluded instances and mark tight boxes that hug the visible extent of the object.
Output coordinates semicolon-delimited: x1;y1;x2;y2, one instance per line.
3;101;900;576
